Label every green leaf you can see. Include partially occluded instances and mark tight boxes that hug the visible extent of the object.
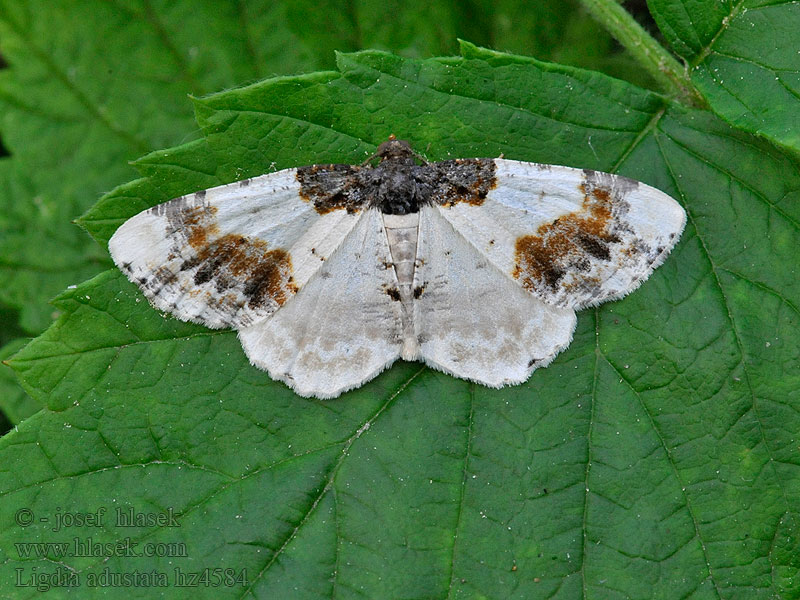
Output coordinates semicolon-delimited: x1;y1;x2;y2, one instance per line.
0;339;38;425
5;43;800;598
648;0;800;151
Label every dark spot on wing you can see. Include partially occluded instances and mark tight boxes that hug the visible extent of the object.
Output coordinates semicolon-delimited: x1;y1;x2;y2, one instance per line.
574;257;591;272
151;266;177;286
295;141;496;216
575;231;611;260
243;248;295;307
136;266;179;299
214;273;237;293
386;288;401;301
542;265;566;288
148;196;298;314
296;164;368;214
413;285;425;299
422;159;497;208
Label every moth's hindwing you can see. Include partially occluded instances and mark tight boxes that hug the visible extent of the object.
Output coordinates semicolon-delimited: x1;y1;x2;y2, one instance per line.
413;205;577;385
238;208;403;398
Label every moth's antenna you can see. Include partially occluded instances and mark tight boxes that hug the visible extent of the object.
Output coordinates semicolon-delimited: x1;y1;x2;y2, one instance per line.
411;147;429;165
361;134;397;166
416;142;432;165
361;150;381;167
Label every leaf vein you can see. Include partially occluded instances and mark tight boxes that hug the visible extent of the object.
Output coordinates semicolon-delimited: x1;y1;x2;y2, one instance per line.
657;134;793;584
239;365;426;597
599;352;723;599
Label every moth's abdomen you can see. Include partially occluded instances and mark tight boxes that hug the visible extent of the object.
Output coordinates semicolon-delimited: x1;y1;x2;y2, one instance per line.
383;212;421;359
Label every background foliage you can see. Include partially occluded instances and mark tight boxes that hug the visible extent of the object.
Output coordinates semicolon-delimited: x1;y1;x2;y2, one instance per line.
0;0;798;598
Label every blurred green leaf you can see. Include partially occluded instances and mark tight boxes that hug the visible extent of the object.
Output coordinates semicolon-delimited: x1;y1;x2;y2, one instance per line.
0;338;37;426
0;159;108;332
490;0;660;89
4;42;799;598
0;0;360;334
0;305;31;431
648;0;800;150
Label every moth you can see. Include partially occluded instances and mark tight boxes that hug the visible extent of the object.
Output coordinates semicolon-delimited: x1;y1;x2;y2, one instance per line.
109;137;685;398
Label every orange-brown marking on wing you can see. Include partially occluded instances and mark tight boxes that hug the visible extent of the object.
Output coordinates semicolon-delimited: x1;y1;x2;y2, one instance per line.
175;203;297;308
181;205;220;248
189;234;296;308
512;184;620;291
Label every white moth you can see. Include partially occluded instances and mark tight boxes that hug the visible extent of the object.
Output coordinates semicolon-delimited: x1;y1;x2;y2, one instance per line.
109;138;685;398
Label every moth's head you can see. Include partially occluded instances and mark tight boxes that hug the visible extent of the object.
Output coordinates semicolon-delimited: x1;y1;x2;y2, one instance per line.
375;136;415;164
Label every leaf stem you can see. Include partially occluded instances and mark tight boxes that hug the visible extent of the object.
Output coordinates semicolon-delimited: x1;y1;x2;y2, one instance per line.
578;0;705;106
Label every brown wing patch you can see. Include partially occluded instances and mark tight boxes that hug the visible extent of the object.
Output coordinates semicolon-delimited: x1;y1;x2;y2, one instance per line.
179;204;220;248
504;168;682;310
183;235;296;308
139;195;297;323
296;164;367;214
170;204;296;309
